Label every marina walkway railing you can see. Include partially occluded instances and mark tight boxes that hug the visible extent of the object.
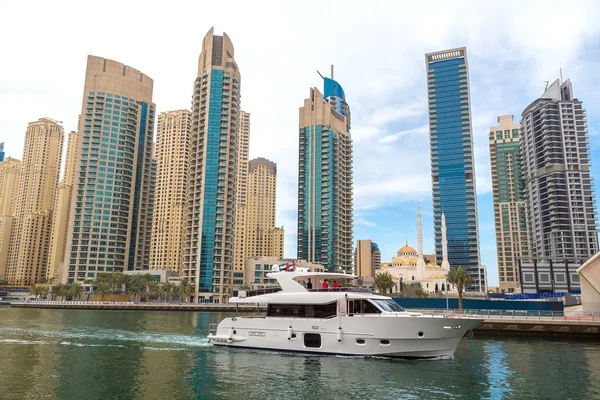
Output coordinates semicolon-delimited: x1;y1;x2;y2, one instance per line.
406;308;600;321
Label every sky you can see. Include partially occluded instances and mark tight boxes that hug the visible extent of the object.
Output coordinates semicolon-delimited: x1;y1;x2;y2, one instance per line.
2;0;600;286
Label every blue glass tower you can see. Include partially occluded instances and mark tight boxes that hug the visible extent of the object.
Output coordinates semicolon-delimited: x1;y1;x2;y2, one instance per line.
0;142;4;162
184;28;241;303
425;48;481;286
297;74;353;272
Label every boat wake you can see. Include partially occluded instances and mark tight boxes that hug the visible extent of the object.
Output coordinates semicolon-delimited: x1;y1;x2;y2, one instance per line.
0;338;50;345
0;327;211;350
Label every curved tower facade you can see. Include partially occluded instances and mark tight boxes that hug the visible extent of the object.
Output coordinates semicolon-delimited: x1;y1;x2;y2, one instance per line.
183;28;241;303
298;74;353;273
61;56;155;284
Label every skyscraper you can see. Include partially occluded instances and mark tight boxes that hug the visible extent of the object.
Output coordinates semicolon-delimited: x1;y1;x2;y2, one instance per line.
0;142;5;162
298;74;353;273
0;157;21;281
47;131;79;281
61;56;155;284
149;110;191;272
521;79;598;261
245;158;283;261
355;239;379;278
5;118;64;286
183;28;241;303
371;242;381;271
489;115;529;293
425;47;481;286
233;110;250;272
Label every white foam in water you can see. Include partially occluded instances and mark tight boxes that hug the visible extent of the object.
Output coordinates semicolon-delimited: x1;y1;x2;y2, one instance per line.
140;346;190;351
0;326;210;349
0;338;49;345
59;341;127;348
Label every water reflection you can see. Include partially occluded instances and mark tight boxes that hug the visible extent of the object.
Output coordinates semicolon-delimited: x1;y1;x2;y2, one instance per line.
482;340;512;398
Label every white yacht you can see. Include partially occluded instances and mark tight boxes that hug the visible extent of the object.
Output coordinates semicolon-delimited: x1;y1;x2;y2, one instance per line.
208;271;483;358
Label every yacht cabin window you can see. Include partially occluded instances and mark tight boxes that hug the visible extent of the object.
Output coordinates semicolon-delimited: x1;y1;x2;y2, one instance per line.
348;300;381;315
267;303;337;319
370;299;405;312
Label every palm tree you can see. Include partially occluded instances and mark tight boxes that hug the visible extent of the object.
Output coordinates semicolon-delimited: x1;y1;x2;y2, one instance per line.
447;266;473;310
172;285;181;302
178;278;192;303
414;286;429;298
161;281;174;302
95;273;112;285
373;272;395;295
147;280;160;301
30;286;42;300
51;284;66;301
108;273;127;294
94;283;112;301
70;283;84;300
127;275;147;302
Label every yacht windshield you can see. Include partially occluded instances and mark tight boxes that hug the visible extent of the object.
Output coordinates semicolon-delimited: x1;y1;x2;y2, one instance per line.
371;299;405;312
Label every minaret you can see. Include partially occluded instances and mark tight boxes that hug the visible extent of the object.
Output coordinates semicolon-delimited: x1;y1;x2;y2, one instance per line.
416;205;426;279
441;212;450;270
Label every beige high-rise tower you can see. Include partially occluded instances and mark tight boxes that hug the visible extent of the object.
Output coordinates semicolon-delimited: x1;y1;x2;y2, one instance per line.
0;157;22;281
47;131;79;281
245;158;283;260
61;56;155;284
5;118;64;286
355;239;375;278
233;111;250;272
149;110;192;272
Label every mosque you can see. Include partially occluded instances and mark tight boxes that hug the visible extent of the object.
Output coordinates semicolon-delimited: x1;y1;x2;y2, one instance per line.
378;207;455;294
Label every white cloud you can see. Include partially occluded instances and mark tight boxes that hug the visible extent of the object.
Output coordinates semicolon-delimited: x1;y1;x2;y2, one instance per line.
378;126;428;145
355;218;377;228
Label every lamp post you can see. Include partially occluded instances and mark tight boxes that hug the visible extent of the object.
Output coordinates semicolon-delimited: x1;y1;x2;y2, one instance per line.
445;278;449;310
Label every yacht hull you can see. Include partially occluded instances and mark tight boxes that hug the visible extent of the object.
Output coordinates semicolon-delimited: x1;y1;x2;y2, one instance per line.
208;314;482;358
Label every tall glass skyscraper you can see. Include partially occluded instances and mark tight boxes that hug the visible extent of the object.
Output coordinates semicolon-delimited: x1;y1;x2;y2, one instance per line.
425;47;481;286
183;28;241;304
61;56;155;284
297;75;353;272
0;142;5;162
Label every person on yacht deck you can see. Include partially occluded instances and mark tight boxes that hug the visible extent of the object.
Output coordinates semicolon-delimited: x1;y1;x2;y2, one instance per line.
333;280;340;289
306;278;313;289
322;280;329;289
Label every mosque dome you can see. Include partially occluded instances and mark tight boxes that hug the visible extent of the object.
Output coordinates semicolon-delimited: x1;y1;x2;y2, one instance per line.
398;242;417;255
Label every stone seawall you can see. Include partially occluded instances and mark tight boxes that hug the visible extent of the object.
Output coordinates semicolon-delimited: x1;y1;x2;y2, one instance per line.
475;319;600;336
